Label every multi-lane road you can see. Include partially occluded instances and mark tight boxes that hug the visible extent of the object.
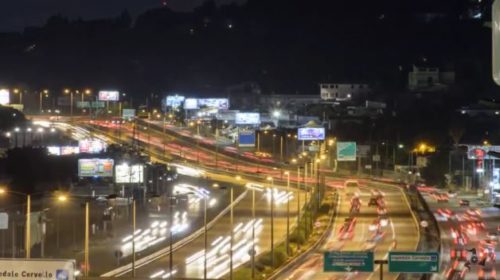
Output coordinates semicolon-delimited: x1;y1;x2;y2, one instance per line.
422;190;499;280
278;180;419;280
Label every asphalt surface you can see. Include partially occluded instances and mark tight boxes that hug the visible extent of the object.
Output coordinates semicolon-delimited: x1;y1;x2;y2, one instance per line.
120;186;305;279
278;181;419;280
423;191;499;280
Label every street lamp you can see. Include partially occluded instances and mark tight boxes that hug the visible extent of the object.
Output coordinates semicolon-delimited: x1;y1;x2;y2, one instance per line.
266;176;275;268
13;88;22;104
0;188;31;259
64;89;74;118
56;194;90;277
40;90;49;113
284;171;290;255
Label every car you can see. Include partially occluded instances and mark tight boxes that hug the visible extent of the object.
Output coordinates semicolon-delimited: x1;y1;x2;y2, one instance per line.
459;199;470;206
436;193;449;202
376;206;387;215
338;217;357;240
486;232;497;241
344;180;360;188
451;228;468;246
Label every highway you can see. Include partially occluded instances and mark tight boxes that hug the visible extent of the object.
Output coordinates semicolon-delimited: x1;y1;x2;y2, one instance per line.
421;190;499;280
118;183;303;279
278;180;419;280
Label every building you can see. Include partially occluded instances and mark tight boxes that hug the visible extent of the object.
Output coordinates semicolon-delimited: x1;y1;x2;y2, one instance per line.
408;65;455;91
319;83;371;102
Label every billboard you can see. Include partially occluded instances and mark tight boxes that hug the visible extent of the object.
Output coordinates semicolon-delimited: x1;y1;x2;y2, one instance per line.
79;139;106;154
48;146;80;155
0;259;76;280
0;89;10;105
466;145;500;160
115;163;145;183
198;98;229;110
47;146;61;156
239;130;256;147
184;98;198;109
298;127;325;141
165;95;185;108
122;109;136;119
235;113;261;125
98;90;119;101
78;158;114;177
337;142;357;161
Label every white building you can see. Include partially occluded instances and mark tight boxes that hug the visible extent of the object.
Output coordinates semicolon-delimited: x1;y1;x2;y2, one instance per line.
320;83;370;101
408;65;455;91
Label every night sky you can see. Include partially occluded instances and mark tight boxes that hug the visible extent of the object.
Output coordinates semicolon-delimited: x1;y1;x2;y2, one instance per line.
0;0;246;32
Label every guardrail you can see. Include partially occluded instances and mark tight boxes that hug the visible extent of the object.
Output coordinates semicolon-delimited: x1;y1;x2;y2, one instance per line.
101;190;248;277
266;192;339;280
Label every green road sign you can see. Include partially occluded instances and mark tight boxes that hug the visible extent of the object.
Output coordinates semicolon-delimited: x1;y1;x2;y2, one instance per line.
324;251;374;272
388;252;439;273
337;142;357;161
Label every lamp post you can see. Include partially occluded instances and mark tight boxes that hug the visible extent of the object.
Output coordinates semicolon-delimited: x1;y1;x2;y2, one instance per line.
132;199;136;277
0;188;31;259
40;90;48;113
266;176;275;268
251;186;256;279
13;88;22;104
56;194;90;276
285;171;290;255
64;89;74;118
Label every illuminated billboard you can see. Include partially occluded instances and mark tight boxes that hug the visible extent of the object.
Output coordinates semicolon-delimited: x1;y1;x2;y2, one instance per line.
198;98;229;109
239;131;256;147
166;95;185;108
184;98;198;109
0;89;10;105
79;139;107;154
122;109;136;119
78;158;114;177
235;113;261;125
466;145;500;160
47;146;61;156
115;163;144;183
98;90;120;101
47;146;80;156
298;127;325;141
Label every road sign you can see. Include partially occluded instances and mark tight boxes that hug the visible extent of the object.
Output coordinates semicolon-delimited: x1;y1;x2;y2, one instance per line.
0;259;76;280
337;142;357;161
388;252;439;273
324;251;374;272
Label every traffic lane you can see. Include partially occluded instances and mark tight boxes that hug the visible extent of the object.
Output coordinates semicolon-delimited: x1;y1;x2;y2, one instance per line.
424;194;498;280
126;187;305;279
280;183;418;280
73;177;230;275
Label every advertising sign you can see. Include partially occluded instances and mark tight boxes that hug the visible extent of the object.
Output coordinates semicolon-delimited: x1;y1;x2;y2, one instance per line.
115;164;144;183
78;159;114;177
184;98;198;109
122;109;136;119
98;90;119;101
0;89;10;105
337;142;357;161
165;95;185;108
61;146;79;155
324;251;374;272
238;130;256;147
0;259;76;280
466;145;500;160
235;113;261;125
47;146;61;156
388;252;439;273
298;127;325;141
79;139;106;154
198;98;230;109
0;212;8;229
